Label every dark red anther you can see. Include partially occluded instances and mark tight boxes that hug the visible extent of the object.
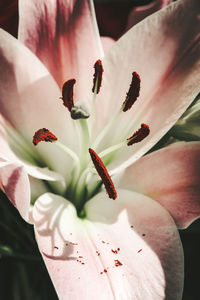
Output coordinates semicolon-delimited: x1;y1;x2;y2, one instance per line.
60;79;76;111
32;128;57;146
127;123;150;146
123;72;140;112
89;148;117;200
92;59;104;94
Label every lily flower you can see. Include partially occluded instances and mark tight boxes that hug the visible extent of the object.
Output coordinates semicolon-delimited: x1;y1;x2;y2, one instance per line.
0;0;200;299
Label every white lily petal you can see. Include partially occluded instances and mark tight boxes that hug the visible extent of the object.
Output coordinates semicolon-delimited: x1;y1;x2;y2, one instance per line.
92;0;200;175
18;0;103;94
0;29;79;180
33;190;183;299
0;162;31;222
120;141;200;229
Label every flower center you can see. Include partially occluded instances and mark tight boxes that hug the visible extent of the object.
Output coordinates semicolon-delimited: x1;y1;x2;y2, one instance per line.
10;59;150;216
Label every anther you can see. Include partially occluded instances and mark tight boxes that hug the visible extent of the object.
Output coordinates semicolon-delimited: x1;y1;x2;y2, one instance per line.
89;148;117;200
92;60;104;94
60;79;76;112
122;72;140;112
32;128;57;146
127;124;150;146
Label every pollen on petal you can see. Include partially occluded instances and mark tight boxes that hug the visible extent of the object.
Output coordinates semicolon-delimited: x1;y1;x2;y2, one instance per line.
32;128;57;146
60;79;76;111
122;72;140;112
127;123;150;146
89;148;117;200
92;60;104;94
114;259;123;267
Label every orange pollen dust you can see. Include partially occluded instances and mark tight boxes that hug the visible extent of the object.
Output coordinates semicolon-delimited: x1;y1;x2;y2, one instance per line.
123;72;140;112
127;124;150;146
32;128;57;146
89;148;117;200
92;59;104;94
60;79;76;112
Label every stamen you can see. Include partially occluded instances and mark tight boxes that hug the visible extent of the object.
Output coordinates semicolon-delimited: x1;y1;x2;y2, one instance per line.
122;72;140;112
92;60;104;94
127;123;150;146
89;148;117;200
33;128;57;146
60;79;76;111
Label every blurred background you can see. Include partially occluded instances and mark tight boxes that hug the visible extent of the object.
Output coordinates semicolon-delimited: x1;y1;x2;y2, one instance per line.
0;0;199;299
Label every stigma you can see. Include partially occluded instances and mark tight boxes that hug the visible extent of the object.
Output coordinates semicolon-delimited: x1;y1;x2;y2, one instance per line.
60;79;90;119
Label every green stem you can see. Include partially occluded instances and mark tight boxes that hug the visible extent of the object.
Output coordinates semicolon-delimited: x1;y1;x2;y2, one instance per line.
55;141;79;164
79;119;90;170
73;168;90;211
89;74;99;133
99;141;126;159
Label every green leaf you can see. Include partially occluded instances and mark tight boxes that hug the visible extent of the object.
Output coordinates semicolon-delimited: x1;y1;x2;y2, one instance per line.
170;94;200;141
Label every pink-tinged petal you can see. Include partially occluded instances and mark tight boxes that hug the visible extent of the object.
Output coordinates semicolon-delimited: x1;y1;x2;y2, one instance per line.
94;0;200;174
126;0;172;30
120;142;200;229
0;161;30;222
101;36;115;54
0;29;78;179
0;116;18;161
33;190;183;299
18;0;103;94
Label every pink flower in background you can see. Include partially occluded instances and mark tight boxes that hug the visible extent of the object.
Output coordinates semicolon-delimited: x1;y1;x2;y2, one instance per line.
0;0;18;37
0;0;172;39
126;0;172;31
0;0;200;299
95;0;172;40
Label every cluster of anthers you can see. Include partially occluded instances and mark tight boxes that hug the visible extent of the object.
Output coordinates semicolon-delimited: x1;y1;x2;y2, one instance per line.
32;59;150;208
